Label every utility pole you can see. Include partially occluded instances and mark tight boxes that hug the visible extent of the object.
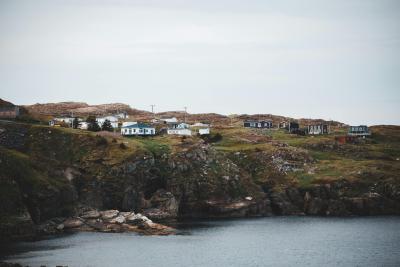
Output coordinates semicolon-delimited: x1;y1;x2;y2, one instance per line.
184;106;187;123
150;104;156;120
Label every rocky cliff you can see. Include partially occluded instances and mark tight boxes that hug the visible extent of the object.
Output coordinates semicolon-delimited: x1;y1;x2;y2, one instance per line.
0;121;399;241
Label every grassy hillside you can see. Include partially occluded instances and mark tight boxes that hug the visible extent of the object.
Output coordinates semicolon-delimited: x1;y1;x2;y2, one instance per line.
0;121;399;241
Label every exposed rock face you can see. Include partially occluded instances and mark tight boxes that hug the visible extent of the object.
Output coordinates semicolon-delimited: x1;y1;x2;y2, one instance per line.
143;189;179;221
201;198;273;218
269;191;304;215
122;186;141;211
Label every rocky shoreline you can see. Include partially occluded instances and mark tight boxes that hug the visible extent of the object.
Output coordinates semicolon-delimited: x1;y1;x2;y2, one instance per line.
37;209;175;237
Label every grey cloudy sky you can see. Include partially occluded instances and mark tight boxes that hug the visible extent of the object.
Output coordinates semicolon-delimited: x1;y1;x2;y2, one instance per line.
0;0;399;125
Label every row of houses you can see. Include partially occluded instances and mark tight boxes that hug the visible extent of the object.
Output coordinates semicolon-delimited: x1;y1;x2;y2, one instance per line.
121;121;210;136
49;113;128;129
50;114;211;137
243;120;370;136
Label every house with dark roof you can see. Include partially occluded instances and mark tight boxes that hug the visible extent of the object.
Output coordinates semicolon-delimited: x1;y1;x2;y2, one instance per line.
348;125;370;137
167;122;192;136
121;123;155;136
279;121;299;133
243;120;273;129
307;124;330;135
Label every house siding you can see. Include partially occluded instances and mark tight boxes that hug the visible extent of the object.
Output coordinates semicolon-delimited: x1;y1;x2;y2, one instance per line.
243;121;273;129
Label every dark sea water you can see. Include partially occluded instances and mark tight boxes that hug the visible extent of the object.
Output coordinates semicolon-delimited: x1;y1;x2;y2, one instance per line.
1;216;400;267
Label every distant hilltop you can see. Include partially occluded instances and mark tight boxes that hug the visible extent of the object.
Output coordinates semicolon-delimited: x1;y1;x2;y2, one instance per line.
1;99;345;127
23;101;149;117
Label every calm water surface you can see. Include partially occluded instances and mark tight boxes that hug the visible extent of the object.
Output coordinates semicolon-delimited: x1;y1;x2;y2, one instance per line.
1;216;400;267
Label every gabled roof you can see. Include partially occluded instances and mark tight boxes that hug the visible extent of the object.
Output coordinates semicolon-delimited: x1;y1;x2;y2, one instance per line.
244;120;272;123
121;123;153;128
97;116;118;121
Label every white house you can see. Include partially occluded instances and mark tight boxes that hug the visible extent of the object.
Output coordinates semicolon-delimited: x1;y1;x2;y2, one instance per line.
121;123;156;136
161;117;178;124
96;116;119;128
168;128;192;136
167;122;192;136
198;128;210;135
78;122;89;130
308;124;330;135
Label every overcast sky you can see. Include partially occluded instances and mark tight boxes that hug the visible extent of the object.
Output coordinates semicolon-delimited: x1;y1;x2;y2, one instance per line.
0;0;399;125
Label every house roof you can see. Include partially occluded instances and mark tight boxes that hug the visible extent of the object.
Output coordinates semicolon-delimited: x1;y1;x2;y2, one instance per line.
244;120;272;123
121;123;153;128
161;117;178;123
97;116;118;122
308;123;329;126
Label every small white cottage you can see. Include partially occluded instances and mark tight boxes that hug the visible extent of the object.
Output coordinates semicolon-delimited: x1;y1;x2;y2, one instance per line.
121;123;156;136
96;116;119;128
78;122;89;130
161;117;178;124
198;128;210;135
167;123;192;136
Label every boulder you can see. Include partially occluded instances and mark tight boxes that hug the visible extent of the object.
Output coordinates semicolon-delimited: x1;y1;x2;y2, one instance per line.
81;210;101;219
126;213;152;226
100;210;119;220
119;212;134;218
110;215;126;224
85;219;106;231
63;218;84;229
143;208;173;221
105;223;122;233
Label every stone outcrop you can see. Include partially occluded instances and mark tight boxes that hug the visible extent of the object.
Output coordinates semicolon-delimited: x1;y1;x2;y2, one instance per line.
266;181;400;217
35;209;175;236
142;189;179;221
